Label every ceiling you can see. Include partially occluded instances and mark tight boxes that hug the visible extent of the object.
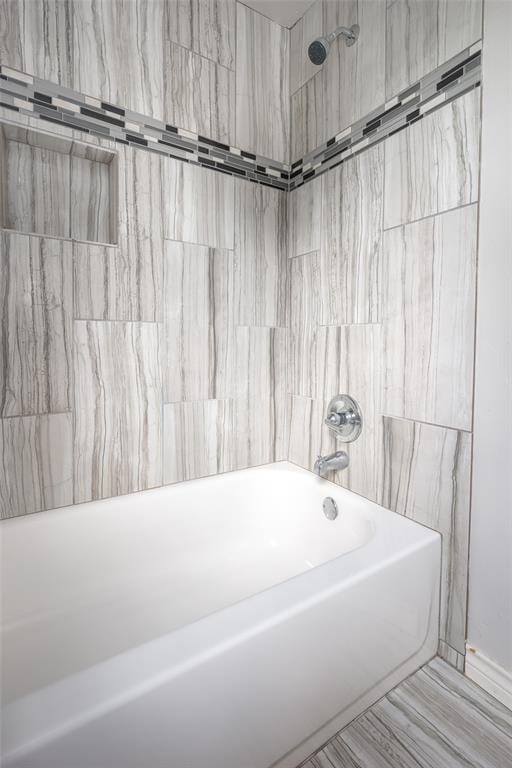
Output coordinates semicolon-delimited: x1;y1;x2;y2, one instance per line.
241;0;316;28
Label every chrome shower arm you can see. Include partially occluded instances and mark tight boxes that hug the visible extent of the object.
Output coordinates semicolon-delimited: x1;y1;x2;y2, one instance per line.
328;25;358;44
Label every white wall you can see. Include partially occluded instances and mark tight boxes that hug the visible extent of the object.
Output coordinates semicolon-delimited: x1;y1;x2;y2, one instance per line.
468;0;512;673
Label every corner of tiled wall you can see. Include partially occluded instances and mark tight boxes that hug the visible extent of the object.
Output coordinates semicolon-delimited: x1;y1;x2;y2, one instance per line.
286;0;483;663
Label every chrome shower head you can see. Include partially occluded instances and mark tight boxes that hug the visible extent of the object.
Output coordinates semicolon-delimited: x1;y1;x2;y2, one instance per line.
307;24;359;65
308;37;331;65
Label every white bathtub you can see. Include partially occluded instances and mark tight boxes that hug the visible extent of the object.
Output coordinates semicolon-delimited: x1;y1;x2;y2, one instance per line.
1;462;440;768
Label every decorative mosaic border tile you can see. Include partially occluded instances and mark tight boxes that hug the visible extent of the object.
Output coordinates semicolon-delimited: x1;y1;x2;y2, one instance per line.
0;65;291;191
289;42;482;190
0;41;481;193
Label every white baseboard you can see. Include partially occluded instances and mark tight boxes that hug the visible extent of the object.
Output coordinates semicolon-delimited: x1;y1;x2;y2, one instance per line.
465;645;512;711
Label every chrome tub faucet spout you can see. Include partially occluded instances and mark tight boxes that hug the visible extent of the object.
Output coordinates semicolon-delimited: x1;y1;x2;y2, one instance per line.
314;450;349;477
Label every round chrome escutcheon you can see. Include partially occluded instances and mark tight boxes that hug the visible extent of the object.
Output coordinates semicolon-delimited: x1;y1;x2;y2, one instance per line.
323;496;338;520
324;394;363;443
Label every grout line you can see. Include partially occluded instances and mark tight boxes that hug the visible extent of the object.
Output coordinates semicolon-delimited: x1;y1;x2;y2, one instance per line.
72;318;162;324
288;248;320;260
0;410;73;420
381;413;473;435
382;200;479;233
165;38;235;74
0;226;118;248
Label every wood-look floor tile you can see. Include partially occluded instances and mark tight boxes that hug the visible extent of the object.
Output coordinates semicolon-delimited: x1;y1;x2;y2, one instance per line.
307;658;512;768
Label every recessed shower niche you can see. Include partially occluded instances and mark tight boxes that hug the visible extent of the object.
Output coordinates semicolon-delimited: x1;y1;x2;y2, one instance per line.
0;122;117;244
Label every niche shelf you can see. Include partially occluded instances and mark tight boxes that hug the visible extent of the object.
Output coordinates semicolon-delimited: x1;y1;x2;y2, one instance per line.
0;122;118;244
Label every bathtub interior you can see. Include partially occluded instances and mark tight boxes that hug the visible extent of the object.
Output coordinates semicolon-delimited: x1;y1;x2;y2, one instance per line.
1;462;378;705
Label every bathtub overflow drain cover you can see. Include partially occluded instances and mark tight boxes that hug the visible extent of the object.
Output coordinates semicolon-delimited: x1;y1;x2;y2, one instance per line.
323;497;338;520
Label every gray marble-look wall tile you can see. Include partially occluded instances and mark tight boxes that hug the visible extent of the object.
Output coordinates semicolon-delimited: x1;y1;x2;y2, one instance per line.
234;395;288;470
163;157;234;250
0;127;5;224
435;0;483;63
0;412;73;519
386;0;483;98
384;88;481;229
322;0;386;141
320;144;383;325
163;240;235;403
166;0;235;70
163;398;234;484
314;324;382;502
288;251;322;397
287;394;323;472
234;326;289;471
117;146;163;322
234;180;287;327
236;326;287;403
0;232;72;417
73;320;161;503
290;72;324;163
70;154;112;244
0;108;31;134
235;3;290;163
5;139;71;238
289;324;321;400
288;175;322;259
73;242;160;323
72;0;165;119
0;0;73;86
383;205;477;431
164;42;234;144
290;0;323;95
381;415;471;654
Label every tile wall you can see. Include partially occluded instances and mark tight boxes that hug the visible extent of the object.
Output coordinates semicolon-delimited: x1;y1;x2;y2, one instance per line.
0;123;288;517
0;0;288;519
291;0;482;162
0;0;484;668
287;0;483;664
0;0;290;162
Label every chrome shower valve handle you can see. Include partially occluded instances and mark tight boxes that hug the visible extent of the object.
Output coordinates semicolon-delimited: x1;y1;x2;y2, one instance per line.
324;395;363;442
